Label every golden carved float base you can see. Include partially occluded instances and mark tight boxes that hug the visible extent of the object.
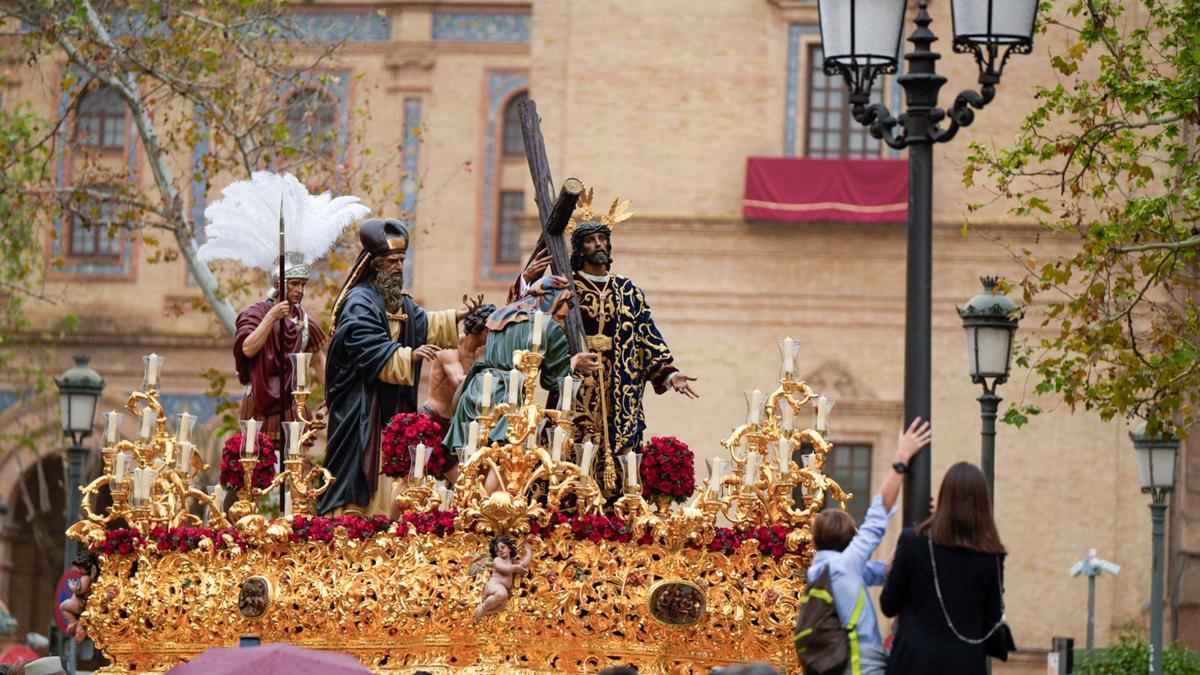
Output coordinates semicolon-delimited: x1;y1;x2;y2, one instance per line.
85;529;806;674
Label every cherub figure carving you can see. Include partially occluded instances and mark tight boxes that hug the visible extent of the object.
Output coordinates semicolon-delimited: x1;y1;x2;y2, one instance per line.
59;551;100;642
470;534;532;623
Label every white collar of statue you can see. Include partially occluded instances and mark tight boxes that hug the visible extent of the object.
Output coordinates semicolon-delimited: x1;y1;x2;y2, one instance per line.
578;270;610;283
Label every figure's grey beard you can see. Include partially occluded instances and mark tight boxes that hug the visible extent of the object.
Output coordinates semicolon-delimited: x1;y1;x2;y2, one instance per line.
372;267;405;313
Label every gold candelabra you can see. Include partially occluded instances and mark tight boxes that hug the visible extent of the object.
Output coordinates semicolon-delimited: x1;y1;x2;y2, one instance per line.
71;382;228;549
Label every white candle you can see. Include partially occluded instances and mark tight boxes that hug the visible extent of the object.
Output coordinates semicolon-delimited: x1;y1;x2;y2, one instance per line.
623;451;640;487
802;453;817;470
744;453;761;486
177;412;195;444
114;452;130;482
580;441;596;478
436;482;453;510
507;368;520;405
559;375;574;412
243;419;259;459
746;389;763;426
413;443;427;479
283;421;303;458
211;485;225;513
531;310;545;350
284;490;292;517
134;468;157;501
480;372;494;410
179;442;194;473
707;457;728;493
782;403;796;432
139;409;158;441
104;411;122;445
782;336;796;375
551;427;566;463
816;396;833;432
466;421;480;456
777;437;792;474
143;353;163;388
291;352;311;389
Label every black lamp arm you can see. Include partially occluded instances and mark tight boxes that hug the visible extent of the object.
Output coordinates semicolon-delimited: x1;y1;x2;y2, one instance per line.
852;102;907;149
932;84;997;145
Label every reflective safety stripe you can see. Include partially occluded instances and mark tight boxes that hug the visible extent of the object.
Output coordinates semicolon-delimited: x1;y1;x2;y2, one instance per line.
793;627;813;643
804;587;834;604
845;587;867;675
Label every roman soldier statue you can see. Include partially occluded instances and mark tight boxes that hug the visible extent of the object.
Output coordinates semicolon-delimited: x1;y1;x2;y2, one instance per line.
198;171;371;446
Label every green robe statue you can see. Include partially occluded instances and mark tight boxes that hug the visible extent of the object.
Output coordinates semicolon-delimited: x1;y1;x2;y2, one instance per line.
443;318;571;453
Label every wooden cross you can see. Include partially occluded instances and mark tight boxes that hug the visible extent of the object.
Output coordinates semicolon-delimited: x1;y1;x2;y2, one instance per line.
517;98;586;355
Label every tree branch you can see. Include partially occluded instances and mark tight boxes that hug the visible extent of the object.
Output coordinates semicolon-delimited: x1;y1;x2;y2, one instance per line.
1116;236;1200;253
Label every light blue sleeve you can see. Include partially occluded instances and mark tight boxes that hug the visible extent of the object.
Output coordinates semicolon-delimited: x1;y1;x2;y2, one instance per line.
839;494;897;574
863;560;888;586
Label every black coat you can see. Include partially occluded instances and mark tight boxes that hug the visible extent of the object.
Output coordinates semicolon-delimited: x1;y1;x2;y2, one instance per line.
880;528;1005;675
317;285;430;514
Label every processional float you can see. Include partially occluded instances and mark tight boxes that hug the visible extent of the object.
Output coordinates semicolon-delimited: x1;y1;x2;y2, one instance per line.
66;333;850;673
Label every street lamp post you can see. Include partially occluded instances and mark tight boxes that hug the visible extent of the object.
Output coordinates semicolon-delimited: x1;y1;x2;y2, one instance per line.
817;0;1037;525
54;355;105;675
1130;425;1179;675
957;277;1020;508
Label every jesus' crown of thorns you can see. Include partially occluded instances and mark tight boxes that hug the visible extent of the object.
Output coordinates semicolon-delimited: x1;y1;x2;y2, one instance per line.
565;188;633;238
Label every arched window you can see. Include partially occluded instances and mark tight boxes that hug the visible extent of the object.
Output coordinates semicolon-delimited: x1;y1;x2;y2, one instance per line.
502;91;527;157
284;87;337;158
69;185;122;258
74;86;126;150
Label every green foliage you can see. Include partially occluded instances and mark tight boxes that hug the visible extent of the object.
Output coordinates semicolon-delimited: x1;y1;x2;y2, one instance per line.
966;0;1200;435
0;0;405;337
1076;624;1200;674
0;104;56;369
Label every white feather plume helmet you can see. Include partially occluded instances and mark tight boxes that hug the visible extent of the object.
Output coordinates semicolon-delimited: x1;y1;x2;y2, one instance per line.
197;171;371;273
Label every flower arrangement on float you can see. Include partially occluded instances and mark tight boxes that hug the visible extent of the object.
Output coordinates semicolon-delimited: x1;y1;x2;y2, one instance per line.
218;431;277;491
639;436;696;504
381;412;448;478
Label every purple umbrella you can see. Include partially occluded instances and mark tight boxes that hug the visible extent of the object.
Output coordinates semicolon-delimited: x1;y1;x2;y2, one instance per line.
167;643;372;675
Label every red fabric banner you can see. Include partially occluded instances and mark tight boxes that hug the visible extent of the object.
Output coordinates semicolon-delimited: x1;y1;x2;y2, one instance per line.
743;156;908;224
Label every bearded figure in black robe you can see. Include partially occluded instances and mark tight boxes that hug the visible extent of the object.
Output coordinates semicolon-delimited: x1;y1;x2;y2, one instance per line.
318;219;478;515
513;193;699;496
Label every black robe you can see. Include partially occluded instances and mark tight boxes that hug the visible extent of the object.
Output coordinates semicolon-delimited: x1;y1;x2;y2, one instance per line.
318;284;429;514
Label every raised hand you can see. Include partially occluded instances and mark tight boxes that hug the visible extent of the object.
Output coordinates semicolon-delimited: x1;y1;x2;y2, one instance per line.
458;293;486;321
669;372;699;399
895;417;932;464
523;250;552;284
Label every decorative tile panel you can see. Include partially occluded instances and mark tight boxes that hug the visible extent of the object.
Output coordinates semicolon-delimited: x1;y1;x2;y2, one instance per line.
401;97;422;290
432;12;531;43
158;393;225;427
285;11;392;42
0;389;17;416
785;23;819;157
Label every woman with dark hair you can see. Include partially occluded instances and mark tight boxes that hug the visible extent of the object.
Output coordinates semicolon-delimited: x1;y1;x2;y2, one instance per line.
880;462;1007;674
